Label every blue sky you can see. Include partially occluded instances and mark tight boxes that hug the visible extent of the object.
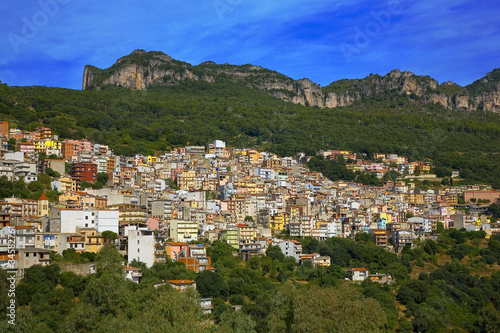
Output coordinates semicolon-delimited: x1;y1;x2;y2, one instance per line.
0;0;499;89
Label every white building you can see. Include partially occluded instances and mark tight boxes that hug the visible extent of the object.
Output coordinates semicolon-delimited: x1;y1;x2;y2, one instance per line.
346;268;369;281
49;209;119;234
127;227;154;268
276;239;302;262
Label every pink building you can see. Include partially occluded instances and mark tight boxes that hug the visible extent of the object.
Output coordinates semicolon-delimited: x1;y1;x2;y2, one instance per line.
19;142;35;154
165;242;189;260
147;217;162;231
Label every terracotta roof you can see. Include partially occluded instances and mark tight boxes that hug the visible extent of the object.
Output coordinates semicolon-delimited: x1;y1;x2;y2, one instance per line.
167;279;195;284
38;193;48;201
123;264;140;270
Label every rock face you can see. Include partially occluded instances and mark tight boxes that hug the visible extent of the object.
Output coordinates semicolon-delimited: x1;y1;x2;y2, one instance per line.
83;50;500;113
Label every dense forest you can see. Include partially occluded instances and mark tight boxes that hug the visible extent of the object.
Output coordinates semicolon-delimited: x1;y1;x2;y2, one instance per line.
2;74;500;187
2;228;500;332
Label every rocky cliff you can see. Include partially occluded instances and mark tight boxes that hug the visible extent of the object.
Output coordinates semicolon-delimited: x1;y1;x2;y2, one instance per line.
83;50;500;113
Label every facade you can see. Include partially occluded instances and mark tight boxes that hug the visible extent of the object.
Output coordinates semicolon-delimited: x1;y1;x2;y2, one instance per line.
165;242;189;260
166;280;196;292
49;209;119;234
127;228;154;268
123;264;142;283
346;268;369;281
369;229;388;247
277;239;302;261
463;190;500;203
169;219;198;242
70;162;98;183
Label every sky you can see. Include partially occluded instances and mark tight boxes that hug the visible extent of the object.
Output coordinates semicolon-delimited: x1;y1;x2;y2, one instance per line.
0;0;499;90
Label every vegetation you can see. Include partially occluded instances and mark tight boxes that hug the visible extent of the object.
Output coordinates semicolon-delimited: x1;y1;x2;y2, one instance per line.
0;175;59;201
3;230;500;332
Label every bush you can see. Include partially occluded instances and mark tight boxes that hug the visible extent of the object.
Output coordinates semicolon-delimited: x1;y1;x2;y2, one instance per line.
229;294;246;305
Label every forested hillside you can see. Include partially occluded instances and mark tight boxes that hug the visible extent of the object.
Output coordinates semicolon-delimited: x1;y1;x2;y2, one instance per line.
2;230;500;332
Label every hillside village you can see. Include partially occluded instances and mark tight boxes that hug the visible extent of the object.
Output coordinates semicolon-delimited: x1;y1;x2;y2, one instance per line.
1;121;499;283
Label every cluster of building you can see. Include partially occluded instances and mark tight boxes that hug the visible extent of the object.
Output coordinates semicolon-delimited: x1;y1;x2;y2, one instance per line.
1;122;499;284
318;149;432;176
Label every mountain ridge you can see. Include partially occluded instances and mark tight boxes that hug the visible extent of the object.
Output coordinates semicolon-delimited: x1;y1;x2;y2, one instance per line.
82;49;500;112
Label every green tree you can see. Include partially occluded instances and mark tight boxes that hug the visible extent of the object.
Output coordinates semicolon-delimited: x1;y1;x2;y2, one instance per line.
81;244;129;316
96;172;108;185
195;270;229;299
7;138;16;151
266;245;285;261
102;230;118;243
45;167;61;178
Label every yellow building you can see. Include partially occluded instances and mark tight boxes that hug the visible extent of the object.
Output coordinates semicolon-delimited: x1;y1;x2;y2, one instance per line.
237;224;256;243
377;212;392;224
59;176;81;192
178;170;196;191
78;228;105;253
271;212;289;232
38;193;49;217
107;204;148;228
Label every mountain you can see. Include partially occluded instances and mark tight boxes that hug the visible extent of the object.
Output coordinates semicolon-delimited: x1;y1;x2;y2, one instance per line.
83;49;500;112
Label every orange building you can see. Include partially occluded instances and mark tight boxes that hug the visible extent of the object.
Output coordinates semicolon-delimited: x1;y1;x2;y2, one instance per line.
463;191;500;203
0;121;8;142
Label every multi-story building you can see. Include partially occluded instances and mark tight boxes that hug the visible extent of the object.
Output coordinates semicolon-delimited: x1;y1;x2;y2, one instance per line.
277;239;302;261
165;242;189;261
49;208;119;234
151;200;173;220
0;121;9;142
369;229;388;247
220;227;239;249
70;162;97;183
463;190;500;203
169;219;198;242
127;227;154;268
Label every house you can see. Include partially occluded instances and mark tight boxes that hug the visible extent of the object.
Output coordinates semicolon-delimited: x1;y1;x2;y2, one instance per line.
277;239;302;261
165;242;189;261
166;279;197;292
346;268;369;281
220;227;239;249
177;256;212;273
238;242;263;260
368;273;393;284
123;264;142;283
70;162;97;183
49;208;119;234
393;230;413;250
17;248;51;278
198;298;213;314
299;253;331;267
369;228;388;247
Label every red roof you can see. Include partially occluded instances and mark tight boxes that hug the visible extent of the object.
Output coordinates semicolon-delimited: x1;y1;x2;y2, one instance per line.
38;193;48;201
123;264;140;270
167;280;195;284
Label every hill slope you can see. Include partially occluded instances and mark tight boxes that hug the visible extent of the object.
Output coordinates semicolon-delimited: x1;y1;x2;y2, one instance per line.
3;76;500;186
